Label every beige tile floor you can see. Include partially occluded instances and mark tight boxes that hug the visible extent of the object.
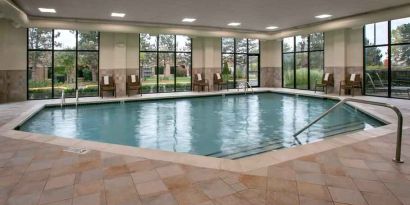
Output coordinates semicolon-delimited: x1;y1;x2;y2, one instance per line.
1;88;410;205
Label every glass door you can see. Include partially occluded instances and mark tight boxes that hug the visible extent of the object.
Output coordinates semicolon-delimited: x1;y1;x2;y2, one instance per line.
248;55;259;87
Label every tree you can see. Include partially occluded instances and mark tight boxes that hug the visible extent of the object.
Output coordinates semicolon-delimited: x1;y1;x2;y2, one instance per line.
29;28;61;77
391;23;410;67
222;61;230;82
365;39;384;67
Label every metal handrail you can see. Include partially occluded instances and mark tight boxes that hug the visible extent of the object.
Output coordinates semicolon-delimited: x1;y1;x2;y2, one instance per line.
246;82;254;94
293;98;404;163
237;82;254;94
60;90;65;108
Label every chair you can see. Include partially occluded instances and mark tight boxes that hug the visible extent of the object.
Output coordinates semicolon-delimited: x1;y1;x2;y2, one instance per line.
100;76;116;98
314;73;334;94
339;73;362;96
213;73;228;91
193;73;209;92
126;74;142;96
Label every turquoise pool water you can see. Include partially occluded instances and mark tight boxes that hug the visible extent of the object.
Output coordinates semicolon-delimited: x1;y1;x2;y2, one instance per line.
19;93;384;159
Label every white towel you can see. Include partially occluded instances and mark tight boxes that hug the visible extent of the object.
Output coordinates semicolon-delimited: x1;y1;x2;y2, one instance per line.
103;76;109;85
324;73;330;81
131;75;136;83
350;74;356;82
216;73;221;80
197;73;202;81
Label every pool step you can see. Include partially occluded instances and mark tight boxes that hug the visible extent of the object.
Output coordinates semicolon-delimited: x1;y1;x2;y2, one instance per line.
206;121;365;159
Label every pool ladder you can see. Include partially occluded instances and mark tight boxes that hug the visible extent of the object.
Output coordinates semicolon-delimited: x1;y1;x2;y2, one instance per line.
237;82;254;95
60;90;79;108
293;98;404;163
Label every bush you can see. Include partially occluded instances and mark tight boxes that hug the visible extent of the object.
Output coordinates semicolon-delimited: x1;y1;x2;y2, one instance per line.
29;80;51;88
283;68;323;89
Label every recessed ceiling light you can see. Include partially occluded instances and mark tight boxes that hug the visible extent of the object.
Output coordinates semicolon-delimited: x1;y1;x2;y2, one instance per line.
182;18;196;23
38;8;56;13
111;12;126;18
228;22;241;27
266;26;279;30
315;14;332;19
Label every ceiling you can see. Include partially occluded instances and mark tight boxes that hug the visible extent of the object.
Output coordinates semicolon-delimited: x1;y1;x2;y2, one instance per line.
12;0;410;32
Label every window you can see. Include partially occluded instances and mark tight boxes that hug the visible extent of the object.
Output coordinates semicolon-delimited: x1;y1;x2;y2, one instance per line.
27;28;99;99
221;38;260;88
282;33;324;90
364;17;410;99
139;33;192;93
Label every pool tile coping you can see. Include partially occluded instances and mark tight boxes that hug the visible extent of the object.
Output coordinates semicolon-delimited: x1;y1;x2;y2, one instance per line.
0;88;404;176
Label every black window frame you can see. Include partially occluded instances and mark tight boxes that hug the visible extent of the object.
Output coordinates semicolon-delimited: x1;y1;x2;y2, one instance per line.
221;37;261;88
363;18;410;99
139;33;192;93
27;28;100;100
281;33;325;90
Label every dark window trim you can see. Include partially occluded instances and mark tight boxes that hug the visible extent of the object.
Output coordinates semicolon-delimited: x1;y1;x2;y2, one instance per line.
281;33;325;90
363;18;410;99
139;33;193;93
27;28;100;100
221;37;261;88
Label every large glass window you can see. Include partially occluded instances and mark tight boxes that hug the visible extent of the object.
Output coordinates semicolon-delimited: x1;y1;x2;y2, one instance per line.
221;38;260;88
364;17;410;99
282;33;324;90
139;33;192;93
27;28;99;99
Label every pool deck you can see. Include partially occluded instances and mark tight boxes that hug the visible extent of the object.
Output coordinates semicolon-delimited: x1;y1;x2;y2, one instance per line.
1;88;410;205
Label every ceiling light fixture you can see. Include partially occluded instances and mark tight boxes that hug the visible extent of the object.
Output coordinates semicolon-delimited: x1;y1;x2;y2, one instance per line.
111;12;126;18
315;14;332;19
266;26;279;30
228;22;241;27
38;8;56;13
182;18;196;23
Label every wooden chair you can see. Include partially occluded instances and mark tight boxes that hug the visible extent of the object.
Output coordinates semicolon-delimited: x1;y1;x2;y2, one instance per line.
100;76;116;98
126;74;142;96
314;73;334;94
213;73;228;91
193;73;209;92
339;73;362;96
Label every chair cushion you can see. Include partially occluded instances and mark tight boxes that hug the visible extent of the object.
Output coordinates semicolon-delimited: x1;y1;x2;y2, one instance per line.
324;73;330;81
216;73;221;80
103;76;110;85
197;73;202;81
350;74;356;82
131;75;137;83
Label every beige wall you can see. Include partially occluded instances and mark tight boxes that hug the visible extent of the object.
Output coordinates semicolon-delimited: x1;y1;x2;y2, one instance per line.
0;20;26;103
99;32;139;70
0;20;26;71
346;28;363;67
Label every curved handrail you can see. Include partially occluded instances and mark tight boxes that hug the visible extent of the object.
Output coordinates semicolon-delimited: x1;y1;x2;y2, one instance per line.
293;98;404;163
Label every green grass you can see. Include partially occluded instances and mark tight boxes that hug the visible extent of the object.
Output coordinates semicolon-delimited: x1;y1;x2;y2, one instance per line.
283;68;323;89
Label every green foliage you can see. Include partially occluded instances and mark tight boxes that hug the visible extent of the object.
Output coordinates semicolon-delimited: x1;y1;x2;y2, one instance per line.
392;23;410;66
29;80;51;88
222;61;230;75
283;68;323;89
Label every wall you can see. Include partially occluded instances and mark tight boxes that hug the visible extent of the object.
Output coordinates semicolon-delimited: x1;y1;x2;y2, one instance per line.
0;19;371;102
192;37;221;90
260;40;281;87
0;20;26;103
99;32;139;96
323;28;363;94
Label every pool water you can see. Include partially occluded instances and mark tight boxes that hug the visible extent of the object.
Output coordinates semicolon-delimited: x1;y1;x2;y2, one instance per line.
19;93;385;159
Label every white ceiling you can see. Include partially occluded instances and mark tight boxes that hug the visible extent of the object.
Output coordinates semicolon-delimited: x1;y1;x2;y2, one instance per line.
13;0;410;32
